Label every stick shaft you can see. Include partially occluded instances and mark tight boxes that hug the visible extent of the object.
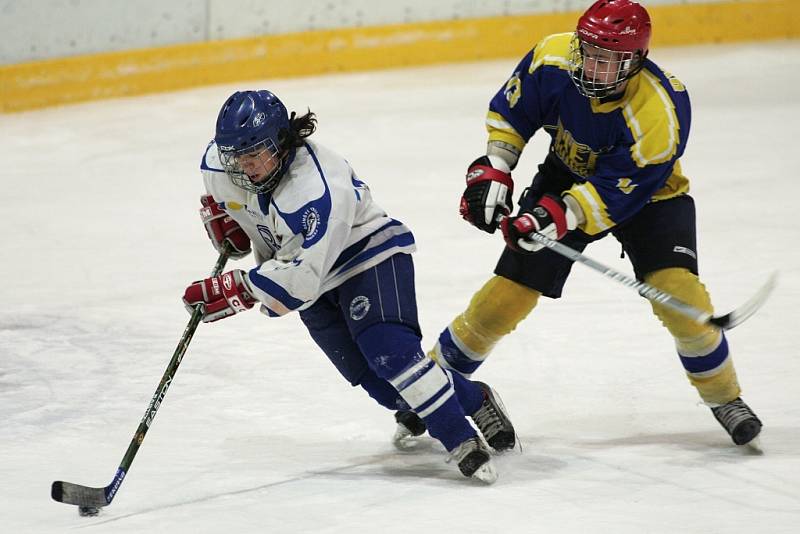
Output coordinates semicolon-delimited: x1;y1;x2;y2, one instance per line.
527;232;712;323
107;246;231;504
52;247;232;508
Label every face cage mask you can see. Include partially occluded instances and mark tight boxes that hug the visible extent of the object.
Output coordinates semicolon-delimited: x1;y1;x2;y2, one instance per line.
568;35;637;98
218;138;285;194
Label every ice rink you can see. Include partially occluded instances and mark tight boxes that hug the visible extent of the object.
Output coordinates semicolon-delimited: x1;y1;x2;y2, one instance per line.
2;40;799;533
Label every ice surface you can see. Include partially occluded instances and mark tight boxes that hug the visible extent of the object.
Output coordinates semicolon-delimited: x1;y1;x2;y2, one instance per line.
1;41;799;533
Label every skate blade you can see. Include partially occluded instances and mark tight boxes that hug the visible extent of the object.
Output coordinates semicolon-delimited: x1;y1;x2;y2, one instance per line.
470;462;498;485
392;431;423;451
742;436;764;454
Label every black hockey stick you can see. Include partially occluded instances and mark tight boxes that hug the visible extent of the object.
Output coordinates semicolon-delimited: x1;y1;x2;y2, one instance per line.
517;228;776;331
51;244;231;516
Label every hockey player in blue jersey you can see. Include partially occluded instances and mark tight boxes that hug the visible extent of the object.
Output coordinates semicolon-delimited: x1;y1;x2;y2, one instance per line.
181;90;515;483
423;0;762;447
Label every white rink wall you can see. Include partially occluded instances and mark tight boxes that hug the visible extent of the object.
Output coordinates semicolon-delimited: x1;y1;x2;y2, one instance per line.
0;0;727;64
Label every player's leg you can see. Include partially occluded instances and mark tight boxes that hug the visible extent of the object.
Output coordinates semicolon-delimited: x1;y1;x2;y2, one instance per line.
300;293;373;388
395;373;517;452
645;268;761;445
300;294;484;452
618;195;761;446
342;254;498;481
301;269;512;456
300;293;409;409
430;229;591;376
430;177;595;376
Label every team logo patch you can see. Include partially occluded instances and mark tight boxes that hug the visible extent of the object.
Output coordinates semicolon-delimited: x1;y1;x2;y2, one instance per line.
302;207;320;240
349;296;371;321
252;112;266;127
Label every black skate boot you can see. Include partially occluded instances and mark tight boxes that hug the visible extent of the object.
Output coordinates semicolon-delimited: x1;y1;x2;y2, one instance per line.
711;397;762;446
448;437;497;484
392;410;426;450
470;382;516;452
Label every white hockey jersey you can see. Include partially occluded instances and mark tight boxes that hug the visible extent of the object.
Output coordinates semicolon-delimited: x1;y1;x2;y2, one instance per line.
201;139;416;317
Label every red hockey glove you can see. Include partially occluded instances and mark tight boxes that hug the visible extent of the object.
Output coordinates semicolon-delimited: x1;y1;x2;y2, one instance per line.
459;155;514;234
183;270;257;323
500;194;577;253
200;195;251;259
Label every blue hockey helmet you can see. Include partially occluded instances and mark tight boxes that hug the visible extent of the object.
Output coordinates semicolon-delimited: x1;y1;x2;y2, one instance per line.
214;90;291;194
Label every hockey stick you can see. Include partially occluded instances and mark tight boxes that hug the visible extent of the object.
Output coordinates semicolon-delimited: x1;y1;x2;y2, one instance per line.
518;229;776;331
51;244;232;516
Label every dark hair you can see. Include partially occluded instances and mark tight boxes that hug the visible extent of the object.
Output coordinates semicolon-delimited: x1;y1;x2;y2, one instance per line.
281;110;317;149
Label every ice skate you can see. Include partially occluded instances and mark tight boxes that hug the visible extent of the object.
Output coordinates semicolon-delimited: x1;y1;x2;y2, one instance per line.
448;437;497;484
392;410;427;450
470;381;516;452
711;397;762;447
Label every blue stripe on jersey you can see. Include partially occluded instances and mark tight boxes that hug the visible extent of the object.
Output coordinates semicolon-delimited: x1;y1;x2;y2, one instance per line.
270;143;332;249
247;269;306;311
679;335;729;373
257;192;270;215
351;172;366;201
331;220;405;271
334;230;415;276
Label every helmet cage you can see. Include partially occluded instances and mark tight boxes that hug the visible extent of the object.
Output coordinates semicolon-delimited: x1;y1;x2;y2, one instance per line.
218;137;286;194
568;34;639;98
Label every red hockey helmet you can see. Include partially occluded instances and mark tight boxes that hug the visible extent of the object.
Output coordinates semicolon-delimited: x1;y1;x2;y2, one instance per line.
577;0;651;54
569;0;652;98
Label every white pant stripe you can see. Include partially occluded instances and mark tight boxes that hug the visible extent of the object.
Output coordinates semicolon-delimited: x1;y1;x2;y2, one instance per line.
390;256;402;322
417;387;455;419
395;365;450;409
389;358;431;389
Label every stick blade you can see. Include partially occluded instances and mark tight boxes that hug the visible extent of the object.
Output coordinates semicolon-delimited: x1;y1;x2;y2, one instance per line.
710;271;778;330
51;480;109;508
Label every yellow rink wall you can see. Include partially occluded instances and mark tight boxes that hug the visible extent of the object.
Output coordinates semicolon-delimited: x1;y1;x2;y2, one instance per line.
1;0;798;113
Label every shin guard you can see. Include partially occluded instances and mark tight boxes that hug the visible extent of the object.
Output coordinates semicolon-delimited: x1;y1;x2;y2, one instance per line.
430;276;540;376
646;268;741;404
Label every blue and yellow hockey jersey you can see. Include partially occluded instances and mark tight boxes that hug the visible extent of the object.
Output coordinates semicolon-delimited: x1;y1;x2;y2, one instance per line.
487;32;691;235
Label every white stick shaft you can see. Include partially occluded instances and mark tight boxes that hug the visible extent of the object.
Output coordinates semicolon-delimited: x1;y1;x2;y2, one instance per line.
526;232;713;324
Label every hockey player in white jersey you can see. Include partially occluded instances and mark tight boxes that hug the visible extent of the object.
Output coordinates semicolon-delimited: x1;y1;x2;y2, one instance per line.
182;90;515;483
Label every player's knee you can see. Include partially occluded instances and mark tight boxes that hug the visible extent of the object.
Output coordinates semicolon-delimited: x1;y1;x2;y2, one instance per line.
645;268;714;339
356;323;423;378
457;275;540;341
